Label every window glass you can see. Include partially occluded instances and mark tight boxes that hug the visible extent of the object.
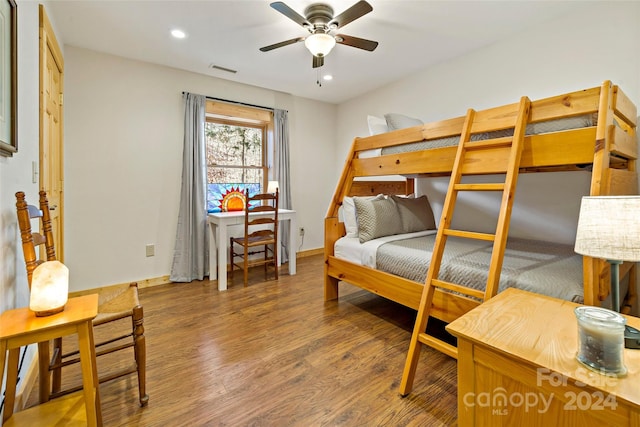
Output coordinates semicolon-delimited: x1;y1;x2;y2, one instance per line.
205;122;265;212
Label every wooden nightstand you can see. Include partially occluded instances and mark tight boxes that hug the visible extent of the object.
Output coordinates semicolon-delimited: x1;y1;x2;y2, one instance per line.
446;288;640;426
0;294;102;426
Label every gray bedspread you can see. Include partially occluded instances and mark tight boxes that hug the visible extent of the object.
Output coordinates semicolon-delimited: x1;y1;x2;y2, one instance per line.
381;115;595;155
376;235;584;303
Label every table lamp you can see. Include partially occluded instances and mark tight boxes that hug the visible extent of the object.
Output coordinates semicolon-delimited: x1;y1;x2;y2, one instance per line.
267;180;279;194
574;195;640;349
30;260;69;316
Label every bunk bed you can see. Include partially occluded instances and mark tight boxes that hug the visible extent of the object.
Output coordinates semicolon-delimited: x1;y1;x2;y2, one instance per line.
324;81;638;326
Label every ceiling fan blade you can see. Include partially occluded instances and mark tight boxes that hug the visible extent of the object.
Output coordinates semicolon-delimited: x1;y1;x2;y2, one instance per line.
270;2;309;28
329;1;373;29
260;37;305;52
336;34;378;51
312;55;324;68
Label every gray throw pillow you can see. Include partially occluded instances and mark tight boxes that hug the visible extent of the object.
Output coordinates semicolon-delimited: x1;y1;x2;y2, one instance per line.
354;196;403;243
391;195;436;233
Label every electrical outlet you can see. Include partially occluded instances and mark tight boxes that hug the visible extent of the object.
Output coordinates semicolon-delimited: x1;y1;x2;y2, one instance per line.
145;244;155;257
299;227;305;236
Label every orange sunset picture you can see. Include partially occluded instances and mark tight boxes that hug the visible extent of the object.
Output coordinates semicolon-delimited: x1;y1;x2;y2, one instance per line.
218;187;247;212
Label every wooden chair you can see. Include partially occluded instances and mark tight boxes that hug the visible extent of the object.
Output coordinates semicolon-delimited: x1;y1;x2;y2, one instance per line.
15;191;149;407
230;189;279;287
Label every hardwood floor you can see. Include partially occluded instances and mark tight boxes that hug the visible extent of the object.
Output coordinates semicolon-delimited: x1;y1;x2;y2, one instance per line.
27;255;458;426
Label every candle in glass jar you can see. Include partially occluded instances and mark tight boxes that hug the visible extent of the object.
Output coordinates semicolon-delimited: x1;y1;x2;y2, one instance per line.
575;306;626;375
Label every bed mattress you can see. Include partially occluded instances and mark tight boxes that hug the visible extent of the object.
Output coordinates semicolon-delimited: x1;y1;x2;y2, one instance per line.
375;114;595;156
335;233;584;304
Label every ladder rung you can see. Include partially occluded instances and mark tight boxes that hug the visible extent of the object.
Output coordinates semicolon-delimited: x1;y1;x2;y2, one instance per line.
431;279;486;300
454;183;505;191
443;229;495;241
464;136;513;149
417;333;458;359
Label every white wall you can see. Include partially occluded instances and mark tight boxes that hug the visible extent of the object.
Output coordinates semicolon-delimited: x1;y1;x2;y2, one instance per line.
0;0;45;400
336;2;640;245
64;47;336;291
286;96;337;251
0;0;40;311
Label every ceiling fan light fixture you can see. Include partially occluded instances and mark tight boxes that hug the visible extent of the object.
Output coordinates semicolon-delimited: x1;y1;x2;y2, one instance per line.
305;33;336;57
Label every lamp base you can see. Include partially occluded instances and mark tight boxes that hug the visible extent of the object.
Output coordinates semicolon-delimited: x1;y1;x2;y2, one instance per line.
33;305;65;317
625;325;640;349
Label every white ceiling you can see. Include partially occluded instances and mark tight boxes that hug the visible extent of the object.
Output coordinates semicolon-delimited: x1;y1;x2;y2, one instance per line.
46;0;589;104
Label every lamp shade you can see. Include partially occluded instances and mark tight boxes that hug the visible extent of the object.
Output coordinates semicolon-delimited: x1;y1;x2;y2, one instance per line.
574;196;640;261
304;33;336;57
267;181;279;194
30;260;69;317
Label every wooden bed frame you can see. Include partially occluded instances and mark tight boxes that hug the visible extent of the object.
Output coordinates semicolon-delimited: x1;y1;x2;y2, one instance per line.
324;81;638;324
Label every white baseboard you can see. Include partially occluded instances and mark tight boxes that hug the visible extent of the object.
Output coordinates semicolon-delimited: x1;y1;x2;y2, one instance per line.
68;275;171;298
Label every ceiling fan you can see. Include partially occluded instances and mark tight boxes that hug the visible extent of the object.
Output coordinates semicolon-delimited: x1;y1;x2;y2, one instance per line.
260;1;379;68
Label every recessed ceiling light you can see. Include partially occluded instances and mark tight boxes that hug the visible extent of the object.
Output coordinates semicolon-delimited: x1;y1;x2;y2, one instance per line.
323;75;333;81
171;29;187;39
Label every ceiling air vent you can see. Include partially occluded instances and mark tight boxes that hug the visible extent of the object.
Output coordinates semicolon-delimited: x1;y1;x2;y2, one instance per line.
209;64;237;74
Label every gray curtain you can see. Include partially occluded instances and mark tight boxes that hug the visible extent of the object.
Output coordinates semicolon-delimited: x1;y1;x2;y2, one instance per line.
274;109;291;263
170;93;208;282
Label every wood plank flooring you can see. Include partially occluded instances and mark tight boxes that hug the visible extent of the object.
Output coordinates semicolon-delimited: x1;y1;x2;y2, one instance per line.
26;254;458;426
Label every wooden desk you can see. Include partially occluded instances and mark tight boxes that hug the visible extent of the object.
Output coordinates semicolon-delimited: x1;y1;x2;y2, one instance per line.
446;288;640;426
0;294;102;426
207;209;297;291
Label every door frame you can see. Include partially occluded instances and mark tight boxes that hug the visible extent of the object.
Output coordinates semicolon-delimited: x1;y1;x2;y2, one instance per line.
39;5;64;261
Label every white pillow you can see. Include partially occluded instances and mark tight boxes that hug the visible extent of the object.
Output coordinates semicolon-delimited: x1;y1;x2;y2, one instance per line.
367;115;388;135
342;197;358;238
384;113;423;131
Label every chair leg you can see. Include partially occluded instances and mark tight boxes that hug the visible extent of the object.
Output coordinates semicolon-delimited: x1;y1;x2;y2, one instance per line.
273;243;279;280
243;246;249;287
132;305;149;407
264;244;268;280
229;238;234;285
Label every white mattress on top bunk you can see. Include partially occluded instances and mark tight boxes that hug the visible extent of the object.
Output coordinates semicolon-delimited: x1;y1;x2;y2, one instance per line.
334;232;584;304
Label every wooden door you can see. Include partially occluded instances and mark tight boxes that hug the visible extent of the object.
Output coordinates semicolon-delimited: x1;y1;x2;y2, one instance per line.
39;5;64;260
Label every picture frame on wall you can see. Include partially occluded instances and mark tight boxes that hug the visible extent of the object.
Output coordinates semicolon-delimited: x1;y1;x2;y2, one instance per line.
0;0;17;157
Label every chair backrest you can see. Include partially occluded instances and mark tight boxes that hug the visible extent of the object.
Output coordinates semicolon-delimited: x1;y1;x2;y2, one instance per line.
15;191;57;288
243;188;279;241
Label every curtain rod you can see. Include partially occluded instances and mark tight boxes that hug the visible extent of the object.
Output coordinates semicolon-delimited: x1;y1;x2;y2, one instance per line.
182;92;285;112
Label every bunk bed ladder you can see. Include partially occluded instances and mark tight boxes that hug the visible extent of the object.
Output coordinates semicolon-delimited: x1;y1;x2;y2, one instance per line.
399;96;532;397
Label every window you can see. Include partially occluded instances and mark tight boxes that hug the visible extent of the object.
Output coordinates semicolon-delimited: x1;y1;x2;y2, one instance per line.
204;101;273;212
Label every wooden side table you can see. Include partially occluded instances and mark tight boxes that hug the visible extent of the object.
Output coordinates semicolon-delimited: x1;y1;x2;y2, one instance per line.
0;294;102;426
446;288;640;426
